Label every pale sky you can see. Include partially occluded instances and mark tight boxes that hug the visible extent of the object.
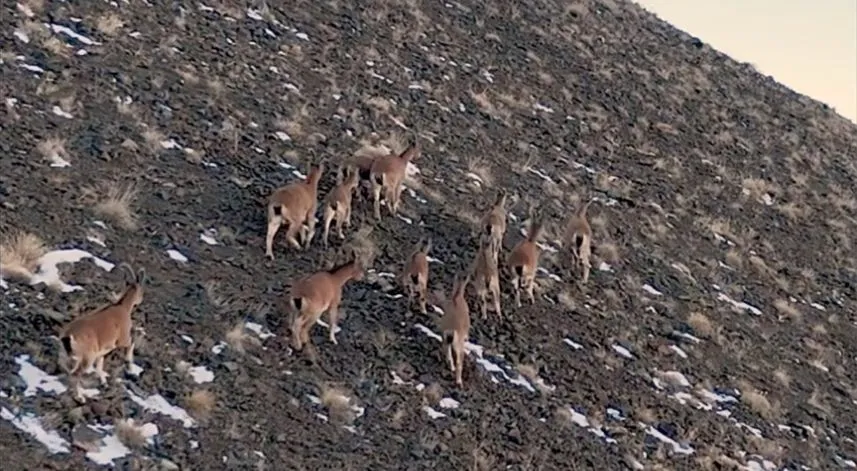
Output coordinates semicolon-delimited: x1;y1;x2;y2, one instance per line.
636;0;857;124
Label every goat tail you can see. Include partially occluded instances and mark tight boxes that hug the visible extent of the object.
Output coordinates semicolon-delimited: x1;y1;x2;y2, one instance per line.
60;335;74;356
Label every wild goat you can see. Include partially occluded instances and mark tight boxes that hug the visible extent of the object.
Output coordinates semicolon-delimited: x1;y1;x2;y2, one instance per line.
58;263;145;401
322;166;360;247
346;152;377;201
562;198;595;284
401;237;431;314
479;189;508;255
438;273;471;387
470;241;502;320
369;144;420;219
289;257;364;351
506;212;544;307
265;163;325;260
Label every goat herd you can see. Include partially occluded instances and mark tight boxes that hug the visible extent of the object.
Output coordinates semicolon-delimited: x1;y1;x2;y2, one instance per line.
55;141;596;402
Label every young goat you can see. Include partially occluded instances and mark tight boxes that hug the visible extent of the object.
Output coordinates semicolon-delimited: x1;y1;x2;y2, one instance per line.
506;212;544;307
322;166;360;248
562;198;595;284
479;189;508;256
289;257;364;351
346;152;378;201
58;263;145;402
438;273;471;387
469;240;502;320
401;237;431;314
265;163;325;260
369;144;421;219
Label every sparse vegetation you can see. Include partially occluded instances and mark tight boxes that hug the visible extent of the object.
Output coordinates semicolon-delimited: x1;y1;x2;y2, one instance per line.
0;231;47;281
115;419;147;449
185;389;215;419
93;183;139;230
2;0;856;469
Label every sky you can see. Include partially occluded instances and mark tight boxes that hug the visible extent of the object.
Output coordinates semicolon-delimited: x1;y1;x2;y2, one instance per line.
635;0;857;124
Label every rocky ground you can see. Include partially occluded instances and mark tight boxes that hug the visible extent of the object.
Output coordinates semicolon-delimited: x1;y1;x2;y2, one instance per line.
2;0;857;469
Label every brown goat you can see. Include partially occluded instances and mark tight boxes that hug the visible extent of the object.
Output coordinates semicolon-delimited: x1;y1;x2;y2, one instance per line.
369;144;421;219
345;152;378;201
265;163;325;260
479;189;508;256
438;273;471;387
506;213;544;307
322;166;360;247
289;258;364;351
470;241;502;320
59;263;145;401
401;237;431;314
562;198;594;284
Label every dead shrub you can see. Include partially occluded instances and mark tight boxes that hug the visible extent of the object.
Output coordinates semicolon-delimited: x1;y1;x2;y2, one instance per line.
0;231;47;281
185;389;216;419
94;183;139;230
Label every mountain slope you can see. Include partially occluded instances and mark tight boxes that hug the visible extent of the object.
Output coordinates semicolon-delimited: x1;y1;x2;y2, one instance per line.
2;0;857;469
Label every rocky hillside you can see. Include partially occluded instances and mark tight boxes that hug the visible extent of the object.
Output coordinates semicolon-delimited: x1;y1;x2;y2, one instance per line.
2;0;857;469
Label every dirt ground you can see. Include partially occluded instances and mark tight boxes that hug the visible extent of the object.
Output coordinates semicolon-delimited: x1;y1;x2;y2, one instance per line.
2;0;857;469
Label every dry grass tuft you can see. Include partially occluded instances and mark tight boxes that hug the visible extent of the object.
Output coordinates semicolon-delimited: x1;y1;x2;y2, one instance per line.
225;323;255;354
185;389;216;419
465;155;494;188
320;385;357;424
115;419;148;449
724;249;743;269
94;183;139;230
738;380;778;420
141;127;166;152
348;225;378;267
687;312;714;337
773;368;791;388
422;382;443;404
96;13;125;36
37;138;70;166
596;242;620;263
556;289;577;311
516;364;555;395
41;37;71;57
203;280;230;309
773;299;802;323
0;231;47;282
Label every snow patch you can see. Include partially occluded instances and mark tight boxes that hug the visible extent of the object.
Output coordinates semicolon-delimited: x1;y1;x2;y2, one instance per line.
29;249;115;293
641;284;663;296
423;406;446;419
716;292;762;316
15;355;67;397
439;398;460;409
646;425;695;455
1;407;69;454
199;229;219;246
611;344;635;359
126;390;196;428
85;422;158;466
166;249;189;263
188;366;214;384
245;321;275;340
